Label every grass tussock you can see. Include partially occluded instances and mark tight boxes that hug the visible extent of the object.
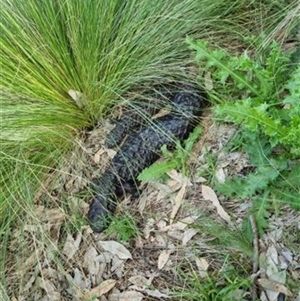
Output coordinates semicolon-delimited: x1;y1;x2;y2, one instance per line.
0;0;212;227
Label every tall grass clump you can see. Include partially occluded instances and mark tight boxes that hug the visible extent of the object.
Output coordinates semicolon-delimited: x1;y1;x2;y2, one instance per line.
0;0;222;229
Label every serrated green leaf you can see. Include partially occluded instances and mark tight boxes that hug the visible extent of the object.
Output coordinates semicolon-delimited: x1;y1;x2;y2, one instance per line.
241;165;279;198
215;178;245;198
138;160;177;182
187;38;259;95
184;125;202;154
250;196;270;235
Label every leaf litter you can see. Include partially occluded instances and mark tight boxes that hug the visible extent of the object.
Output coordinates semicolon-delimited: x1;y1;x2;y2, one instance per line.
4;114;300;301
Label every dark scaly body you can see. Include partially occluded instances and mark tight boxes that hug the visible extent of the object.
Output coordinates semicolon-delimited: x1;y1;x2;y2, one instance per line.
88;88;207;232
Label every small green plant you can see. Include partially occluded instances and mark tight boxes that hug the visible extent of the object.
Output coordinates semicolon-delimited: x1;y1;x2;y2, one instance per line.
188;38;300;234
188;39;300;155
105;213;140;242
173;264;252;301
138;125;202;182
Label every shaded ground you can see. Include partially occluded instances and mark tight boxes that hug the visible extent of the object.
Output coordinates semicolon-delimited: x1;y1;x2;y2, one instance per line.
5;112;300;301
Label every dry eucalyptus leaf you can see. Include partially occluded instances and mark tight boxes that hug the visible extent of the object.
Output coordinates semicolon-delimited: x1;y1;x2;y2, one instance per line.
161;221;187;232
195;176;207;183
167;169;185;183
156;219;168;230
94;148;105;164
38;277;56;294
62;233;82;260
161;216;198;232
98;241;132;260
40;292;61;301
22;249;41;271
83;246;100;277
142;289;170;299
109;291;144;301
267;245;279;265
167;229;183;241
36;207;65;223
182;228;198;246
83;279;116;300
143;218;156;239
130;286;171;299
106;148;117;159
68;89;85;108
169;171;192;186
72;268;86;288
166;178;183;192
204;71;213;91
41;267;59;281
201;184;231;222
158;250;172;270
215;167;226;183
138;191;148;214
128;275;150;287
258;278;293;296
195;257;209;278
111;256;125;276
170;182;187;223
23;275;36;292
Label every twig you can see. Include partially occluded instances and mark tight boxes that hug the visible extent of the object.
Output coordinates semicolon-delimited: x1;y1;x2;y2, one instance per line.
250;214;259;301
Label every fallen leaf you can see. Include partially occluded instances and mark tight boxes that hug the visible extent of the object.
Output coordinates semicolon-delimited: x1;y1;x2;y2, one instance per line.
158;250;172;270
167;170;186;183
182;228;198;246
40;292;61;301
111;256;125;278
72;268;86;288
267;245;279;265
161;216;199;232
62;233;82;260
36;206;65;223
204;71;213;91
23;275;36;292
128;275;150;288
201;185;231;222
215;167;226;184
109;291;144;301
142;289;170;299
68;89;85;108
107;148;117;159
195;257;209;278
93;148;105;164
170;181;187;223
66;268;91;299
83;246;100;281
84;279;116;300
143;218;156;239
152;233;175;249
38;277;56;294
20;248;41;272
98;241;132;260
195;176;207;183
260;290;279;301
258;278;293;296
130;286;171;299
167;229;183;241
